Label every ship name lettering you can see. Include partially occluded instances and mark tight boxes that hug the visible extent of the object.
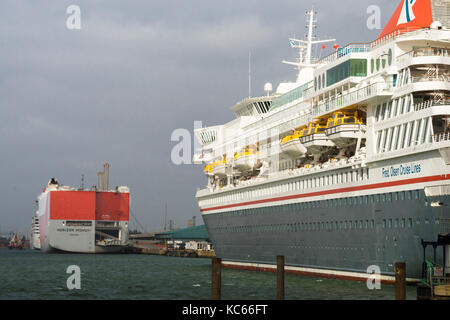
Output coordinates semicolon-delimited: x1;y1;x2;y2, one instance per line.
382;163;421;178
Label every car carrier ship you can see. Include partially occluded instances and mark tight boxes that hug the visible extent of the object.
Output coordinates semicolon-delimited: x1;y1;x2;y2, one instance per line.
36;163;130;253
194;0;450;281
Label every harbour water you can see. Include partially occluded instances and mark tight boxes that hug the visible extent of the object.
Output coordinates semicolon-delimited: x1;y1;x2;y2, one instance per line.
0;249;416;300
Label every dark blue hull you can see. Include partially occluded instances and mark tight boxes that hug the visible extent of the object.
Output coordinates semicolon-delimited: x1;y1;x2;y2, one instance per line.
202;189;450;279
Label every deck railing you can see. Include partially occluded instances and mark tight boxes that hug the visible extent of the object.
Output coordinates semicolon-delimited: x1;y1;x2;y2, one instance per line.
312;82;393;117
433;132;450;143
414;99;450;111
397;47;450;65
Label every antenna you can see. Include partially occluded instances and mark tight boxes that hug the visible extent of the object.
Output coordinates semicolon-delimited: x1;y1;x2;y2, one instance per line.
248;51;252;98
282;9;336;82
164;203;167;231
80;174;84;190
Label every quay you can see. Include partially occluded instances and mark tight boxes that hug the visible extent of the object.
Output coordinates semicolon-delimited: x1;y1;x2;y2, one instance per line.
128;225;215;258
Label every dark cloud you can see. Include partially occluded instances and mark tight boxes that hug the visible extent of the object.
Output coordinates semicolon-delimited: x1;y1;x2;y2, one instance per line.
0;0;398;234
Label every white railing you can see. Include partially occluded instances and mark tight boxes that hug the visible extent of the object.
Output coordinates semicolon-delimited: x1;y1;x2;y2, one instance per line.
372;28;429;48
312;82;393;117
415;99;450;111
318;43;371;65
433;132;450;143
397;47;450;65
411;75;450;83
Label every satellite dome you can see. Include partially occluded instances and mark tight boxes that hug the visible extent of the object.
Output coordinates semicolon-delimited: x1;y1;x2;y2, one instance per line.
264;83;273;95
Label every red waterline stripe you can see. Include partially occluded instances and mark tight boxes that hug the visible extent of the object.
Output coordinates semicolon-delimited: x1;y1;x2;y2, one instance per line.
201;174;450;212
222;263;405;284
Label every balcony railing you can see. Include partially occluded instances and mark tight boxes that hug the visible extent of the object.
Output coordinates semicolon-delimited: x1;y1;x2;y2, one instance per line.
411;75;450;83
433;132;450;143
397;47;450;65
312;82;393;117
317;43;371;65
414;99;450;111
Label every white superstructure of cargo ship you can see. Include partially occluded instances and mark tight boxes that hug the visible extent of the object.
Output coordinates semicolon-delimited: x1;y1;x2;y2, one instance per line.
30;212;40;250
194;0;450;281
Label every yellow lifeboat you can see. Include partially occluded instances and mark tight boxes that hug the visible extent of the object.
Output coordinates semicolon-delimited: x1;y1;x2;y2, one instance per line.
212;157;228;177
280;126;307;159
233;148;260;172
204;158;228;177
325;111;366;148
300;120;335;153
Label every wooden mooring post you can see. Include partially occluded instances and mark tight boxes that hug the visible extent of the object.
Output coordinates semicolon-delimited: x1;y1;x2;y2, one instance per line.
395;262;406;300
211;257;222;300
277;255;285;300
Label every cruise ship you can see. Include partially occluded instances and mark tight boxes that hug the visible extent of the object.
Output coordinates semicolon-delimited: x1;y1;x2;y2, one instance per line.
36;163;130;253
194;0;450;282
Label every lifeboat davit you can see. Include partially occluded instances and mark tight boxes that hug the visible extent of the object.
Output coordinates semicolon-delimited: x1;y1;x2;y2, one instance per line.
280;129;307;159
233;149;260;172
325;111;366;148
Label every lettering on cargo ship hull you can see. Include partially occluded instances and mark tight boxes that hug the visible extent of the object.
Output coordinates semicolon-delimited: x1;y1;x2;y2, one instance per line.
381;163;421;178
56;228;92;233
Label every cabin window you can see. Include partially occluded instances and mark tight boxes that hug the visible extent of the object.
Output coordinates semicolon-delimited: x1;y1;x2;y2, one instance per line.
392;99;398;117
407;121;415;147
415;119;423;146
375;104;381;121
381;103;387;121
386;101;392;118
376;131;382;153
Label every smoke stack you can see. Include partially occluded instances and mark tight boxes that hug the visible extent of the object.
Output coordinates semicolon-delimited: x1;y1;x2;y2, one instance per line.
103;162;110;191
97;171;104;191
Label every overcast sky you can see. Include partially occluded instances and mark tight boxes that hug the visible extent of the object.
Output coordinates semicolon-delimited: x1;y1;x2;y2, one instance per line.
0;0;398;235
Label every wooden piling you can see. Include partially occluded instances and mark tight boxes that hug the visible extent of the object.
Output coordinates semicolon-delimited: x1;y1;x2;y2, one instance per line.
395;262;406;300
277;255;285;300
211;257;222;300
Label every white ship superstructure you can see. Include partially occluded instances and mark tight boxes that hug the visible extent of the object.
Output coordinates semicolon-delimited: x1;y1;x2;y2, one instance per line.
30;213;40;250
194;1;450;281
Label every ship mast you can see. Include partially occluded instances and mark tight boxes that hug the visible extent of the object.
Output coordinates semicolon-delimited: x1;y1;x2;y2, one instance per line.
283;9;336;82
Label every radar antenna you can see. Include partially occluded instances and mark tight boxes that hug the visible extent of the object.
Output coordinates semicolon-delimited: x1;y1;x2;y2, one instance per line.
282;9;336;82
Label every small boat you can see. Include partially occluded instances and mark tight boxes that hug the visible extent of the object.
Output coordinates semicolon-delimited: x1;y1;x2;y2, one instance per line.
301;120;335;153
8;234;23;250
280;127;308;159
233;148;260;172
212;158;228;177
325;111;366;148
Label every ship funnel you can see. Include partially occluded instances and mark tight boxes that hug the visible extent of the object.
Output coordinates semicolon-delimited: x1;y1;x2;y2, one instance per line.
103;162;110;191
